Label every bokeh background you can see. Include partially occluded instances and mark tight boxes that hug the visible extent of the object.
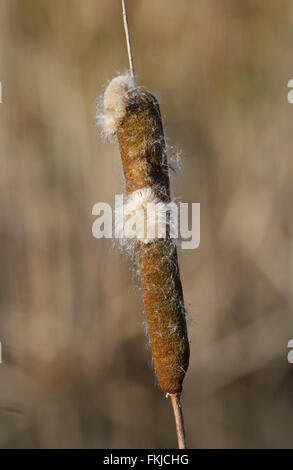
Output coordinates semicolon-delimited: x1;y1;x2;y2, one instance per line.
0;0;293;449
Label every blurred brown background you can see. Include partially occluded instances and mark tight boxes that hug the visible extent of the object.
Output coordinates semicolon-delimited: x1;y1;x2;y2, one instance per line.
0;0;293;449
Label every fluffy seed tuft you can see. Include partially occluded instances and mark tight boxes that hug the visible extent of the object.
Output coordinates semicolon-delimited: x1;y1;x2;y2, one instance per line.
98;74;135;137
116;187;171;244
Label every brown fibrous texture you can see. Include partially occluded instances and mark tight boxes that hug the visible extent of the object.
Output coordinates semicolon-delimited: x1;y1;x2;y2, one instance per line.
117;87;190;395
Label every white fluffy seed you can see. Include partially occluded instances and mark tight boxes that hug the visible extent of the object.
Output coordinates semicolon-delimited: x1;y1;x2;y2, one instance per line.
99;74;135;137
115;187;170;243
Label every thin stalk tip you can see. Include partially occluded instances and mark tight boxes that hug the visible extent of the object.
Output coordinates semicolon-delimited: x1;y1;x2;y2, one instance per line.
121;0;136;86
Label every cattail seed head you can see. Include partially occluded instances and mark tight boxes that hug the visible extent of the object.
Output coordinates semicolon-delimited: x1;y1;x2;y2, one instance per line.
100;75;190;395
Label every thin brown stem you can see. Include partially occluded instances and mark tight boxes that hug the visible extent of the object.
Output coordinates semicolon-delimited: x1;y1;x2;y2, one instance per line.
121;0;136;85
170;394;187;449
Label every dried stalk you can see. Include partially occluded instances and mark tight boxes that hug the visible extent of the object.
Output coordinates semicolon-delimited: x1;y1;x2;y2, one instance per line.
170;394;187;449
122;0;136;85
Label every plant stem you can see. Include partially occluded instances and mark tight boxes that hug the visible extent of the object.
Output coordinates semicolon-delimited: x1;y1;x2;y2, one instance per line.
170;394;187;449
121;0;136;85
